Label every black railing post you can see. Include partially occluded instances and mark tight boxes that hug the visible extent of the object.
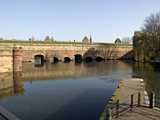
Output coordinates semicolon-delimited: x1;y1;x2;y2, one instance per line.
138;92;141;107
116;100;119;118
130;94;133;111
149;92;154;108
104;109;110;120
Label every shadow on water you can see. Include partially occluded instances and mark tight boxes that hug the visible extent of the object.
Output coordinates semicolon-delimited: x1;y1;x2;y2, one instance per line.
45;88;113;120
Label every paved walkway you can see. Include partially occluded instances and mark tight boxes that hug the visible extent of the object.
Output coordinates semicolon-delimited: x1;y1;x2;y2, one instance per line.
114;107;160;120
111;78;160;120
118;78;145;105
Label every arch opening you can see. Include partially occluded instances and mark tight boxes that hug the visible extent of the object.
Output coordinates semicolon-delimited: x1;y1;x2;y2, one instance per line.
34;55;44;65
96;56;104;62
74;54;82;63
64;57;71;63
53;57;59;63
85;57;93;63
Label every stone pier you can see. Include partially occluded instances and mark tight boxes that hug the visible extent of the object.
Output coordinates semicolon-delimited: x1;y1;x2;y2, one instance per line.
0;47;13;73
0;46;22;73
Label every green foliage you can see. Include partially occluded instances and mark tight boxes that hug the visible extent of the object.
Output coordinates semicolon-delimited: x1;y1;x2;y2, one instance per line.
133;12;160;62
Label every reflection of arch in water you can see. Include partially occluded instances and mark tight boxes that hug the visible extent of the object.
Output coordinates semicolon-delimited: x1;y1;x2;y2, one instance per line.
74;54;82;63
95;56;104;62
64;57;71;63
34;54;45;65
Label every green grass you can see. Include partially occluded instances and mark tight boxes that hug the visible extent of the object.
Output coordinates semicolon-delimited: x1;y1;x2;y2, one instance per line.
0;39;132;46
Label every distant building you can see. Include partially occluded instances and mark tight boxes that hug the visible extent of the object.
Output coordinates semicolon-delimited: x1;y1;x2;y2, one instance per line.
44;36;50;41
89;35;92;43
115;38;121;44
82;36;92;44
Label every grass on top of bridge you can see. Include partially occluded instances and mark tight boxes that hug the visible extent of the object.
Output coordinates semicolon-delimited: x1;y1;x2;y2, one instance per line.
0;39;116;45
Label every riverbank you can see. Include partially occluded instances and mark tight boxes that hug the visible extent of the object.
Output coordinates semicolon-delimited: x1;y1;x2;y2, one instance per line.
0;106;20;120
99;78;160;120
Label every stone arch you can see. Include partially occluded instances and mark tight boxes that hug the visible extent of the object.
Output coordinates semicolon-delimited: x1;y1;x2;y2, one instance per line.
33;53;46;60
53;57;59;63
52;53;62;63
33;53;45;65
83;47;97;61
64;57;72;63
74;54;82;63
84;56;94;62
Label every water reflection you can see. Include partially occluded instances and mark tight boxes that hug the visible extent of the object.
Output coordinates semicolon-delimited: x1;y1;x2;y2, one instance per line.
133;62;160;108
0;72;24;99
133;62;160;92
0;61;133;120
1;61;160;119
22;61;132;81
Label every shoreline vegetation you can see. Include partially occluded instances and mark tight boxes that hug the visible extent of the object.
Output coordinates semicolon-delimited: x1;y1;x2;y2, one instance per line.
133;12;160;63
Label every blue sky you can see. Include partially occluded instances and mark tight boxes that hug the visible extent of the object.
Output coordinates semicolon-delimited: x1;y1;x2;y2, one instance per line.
0;0;160;42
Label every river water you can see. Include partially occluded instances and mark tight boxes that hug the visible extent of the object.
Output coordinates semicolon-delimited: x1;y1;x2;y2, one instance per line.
0;61;159;120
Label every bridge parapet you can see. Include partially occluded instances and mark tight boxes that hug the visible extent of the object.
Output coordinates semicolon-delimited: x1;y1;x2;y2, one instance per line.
0;43;133;70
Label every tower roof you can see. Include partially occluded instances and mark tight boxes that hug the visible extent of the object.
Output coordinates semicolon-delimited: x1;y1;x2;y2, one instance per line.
82;36;89;43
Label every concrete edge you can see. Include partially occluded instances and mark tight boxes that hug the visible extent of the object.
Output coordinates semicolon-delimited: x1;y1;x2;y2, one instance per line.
0;106;20;120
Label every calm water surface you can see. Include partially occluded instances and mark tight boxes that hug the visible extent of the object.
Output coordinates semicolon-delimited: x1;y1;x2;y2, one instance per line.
0;61;159;120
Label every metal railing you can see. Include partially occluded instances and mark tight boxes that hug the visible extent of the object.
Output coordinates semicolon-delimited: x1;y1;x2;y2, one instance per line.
155;95;160;108
110;92;141;118
148;92;160;109
102;91;156;120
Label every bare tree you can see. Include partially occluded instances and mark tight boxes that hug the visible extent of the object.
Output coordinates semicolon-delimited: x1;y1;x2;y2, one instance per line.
122;37;132;44
142;12;160;33
133;12;160;62
143;12;160;52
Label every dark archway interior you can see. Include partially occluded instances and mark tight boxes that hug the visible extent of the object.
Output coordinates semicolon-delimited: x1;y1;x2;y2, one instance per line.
53;57;59;63
85;57;93;63
34;55;44;65
64;57;71;63
96;56;104;62
74;54;82;63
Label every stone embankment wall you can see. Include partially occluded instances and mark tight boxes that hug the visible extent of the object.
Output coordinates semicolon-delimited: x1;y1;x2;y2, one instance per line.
0;46;22;73
0;47;13;73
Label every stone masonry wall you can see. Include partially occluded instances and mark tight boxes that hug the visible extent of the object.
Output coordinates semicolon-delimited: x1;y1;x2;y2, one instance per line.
0;47;13;73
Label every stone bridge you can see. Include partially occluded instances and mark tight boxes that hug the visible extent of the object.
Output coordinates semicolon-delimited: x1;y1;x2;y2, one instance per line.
21;43;132;62
0;42;133;72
